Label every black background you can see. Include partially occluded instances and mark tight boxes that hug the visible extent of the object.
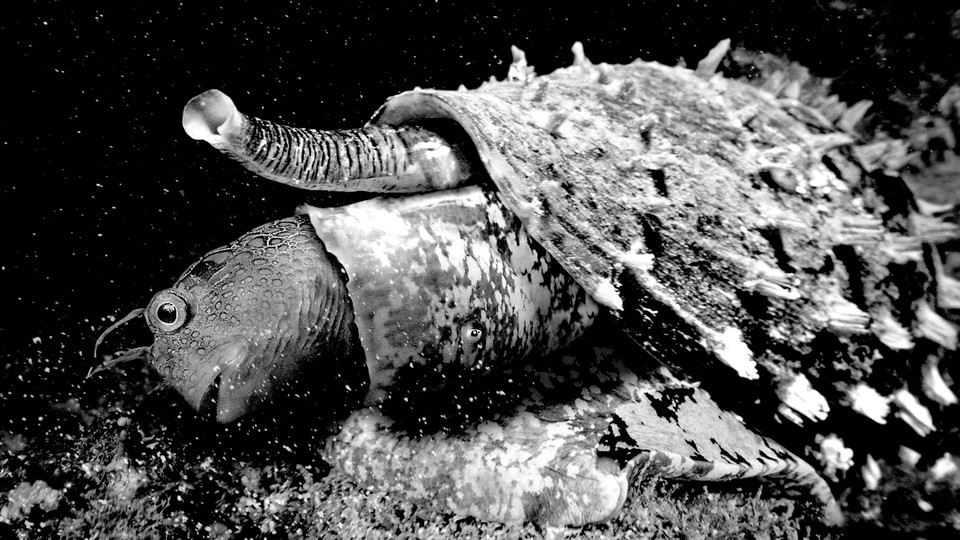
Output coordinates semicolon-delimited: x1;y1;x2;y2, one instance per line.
3;1;957;433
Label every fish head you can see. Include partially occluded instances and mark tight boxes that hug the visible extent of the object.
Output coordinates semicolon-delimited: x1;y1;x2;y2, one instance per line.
139;215;359;423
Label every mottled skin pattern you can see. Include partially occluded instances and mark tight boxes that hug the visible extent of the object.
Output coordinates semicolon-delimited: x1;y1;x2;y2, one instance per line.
301;185;597;403
145;217;357;422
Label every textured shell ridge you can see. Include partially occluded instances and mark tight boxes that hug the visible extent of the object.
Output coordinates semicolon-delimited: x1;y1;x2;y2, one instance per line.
369;44;927;410
371;53;766;317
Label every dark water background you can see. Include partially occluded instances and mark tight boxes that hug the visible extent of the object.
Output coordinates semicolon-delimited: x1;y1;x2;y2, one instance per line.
2;1;957;437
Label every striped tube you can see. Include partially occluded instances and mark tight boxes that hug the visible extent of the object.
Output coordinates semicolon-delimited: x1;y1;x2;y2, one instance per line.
182;89;473;192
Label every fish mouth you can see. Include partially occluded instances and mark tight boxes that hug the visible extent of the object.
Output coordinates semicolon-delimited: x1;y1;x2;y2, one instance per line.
92;323;258;424
166;339;256;424
91;305;351;425
196;373;223;421
211;348;258;424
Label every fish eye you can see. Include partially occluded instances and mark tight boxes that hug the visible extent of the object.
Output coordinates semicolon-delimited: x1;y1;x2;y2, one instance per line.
156;302;178;324
148;290;190;332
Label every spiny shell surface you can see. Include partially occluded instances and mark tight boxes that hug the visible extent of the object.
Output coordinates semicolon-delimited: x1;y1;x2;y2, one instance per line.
370;50;909;401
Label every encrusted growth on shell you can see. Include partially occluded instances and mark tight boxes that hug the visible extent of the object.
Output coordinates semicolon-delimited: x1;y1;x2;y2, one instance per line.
848;383;891;425
778;374;830;425
915;301;959;350
815;434;854;482
695;38;730;79
922;357;958;406
837;100;873;133
506;45;535;84
862;455;882;490
871;309;915;351
369;43;959;500
826;296;871;335
893;390;936;437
